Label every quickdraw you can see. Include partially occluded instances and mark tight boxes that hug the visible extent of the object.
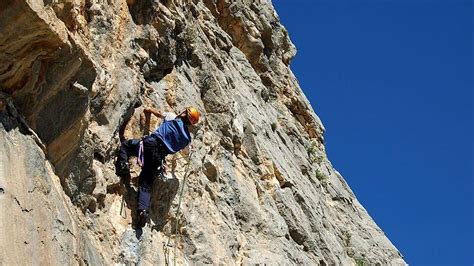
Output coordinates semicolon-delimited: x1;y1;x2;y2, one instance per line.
137;140;144;167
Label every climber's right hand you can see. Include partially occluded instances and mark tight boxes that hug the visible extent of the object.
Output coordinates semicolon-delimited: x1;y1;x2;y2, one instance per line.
144;107;153;113
144;107;165;119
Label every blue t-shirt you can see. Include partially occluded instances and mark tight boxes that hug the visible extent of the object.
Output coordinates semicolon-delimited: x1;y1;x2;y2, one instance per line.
152;118;191;154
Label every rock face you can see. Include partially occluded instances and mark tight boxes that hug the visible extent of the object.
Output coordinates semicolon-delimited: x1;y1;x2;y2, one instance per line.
0;0;405;265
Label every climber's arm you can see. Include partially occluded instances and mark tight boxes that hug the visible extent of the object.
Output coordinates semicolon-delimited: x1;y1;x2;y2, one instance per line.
144;107;164;119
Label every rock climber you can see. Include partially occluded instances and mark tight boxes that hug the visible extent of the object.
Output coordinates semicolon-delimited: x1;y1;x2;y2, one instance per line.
115;106;200;227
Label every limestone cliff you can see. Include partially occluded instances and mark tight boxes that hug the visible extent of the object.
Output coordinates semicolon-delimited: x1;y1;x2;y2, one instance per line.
0;0;405;264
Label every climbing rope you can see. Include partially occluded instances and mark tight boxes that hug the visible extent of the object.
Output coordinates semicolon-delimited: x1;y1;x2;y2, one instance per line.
164;148;194;266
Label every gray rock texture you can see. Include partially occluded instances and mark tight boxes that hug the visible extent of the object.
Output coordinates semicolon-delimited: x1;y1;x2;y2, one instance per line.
0;0;405;265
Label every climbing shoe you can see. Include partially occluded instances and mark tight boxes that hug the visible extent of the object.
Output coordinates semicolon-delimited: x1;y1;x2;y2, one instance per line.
115;161;130;178
136;209;149;228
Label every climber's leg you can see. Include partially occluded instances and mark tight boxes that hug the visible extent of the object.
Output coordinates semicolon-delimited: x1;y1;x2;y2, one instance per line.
136;146;162;227
137;140;163;211
115;139;140;177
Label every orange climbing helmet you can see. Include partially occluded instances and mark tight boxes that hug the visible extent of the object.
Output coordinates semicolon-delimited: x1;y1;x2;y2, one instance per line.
185;106;200;125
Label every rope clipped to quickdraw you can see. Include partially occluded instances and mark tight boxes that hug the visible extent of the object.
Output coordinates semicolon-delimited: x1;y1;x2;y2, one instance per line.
164;149;193;266
120;195;127;219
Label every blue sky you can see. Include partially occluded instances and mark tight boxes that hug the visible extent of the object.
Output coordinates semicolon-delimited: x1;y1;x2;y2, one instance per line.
272;0;473;264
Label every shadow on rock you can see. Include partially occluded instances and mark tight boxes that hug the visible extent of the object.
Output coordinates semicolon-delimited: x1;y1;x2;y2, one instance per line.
106;176;139;224
149;177;180;232
107;173;180;234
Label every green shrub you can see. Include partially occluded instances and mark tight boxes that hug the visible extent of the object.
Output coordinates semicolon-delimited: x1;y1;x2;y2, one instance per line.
306;141;324;164
343;231;351;247
355;258;365;266
183;24;198;45
315;169;328;182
